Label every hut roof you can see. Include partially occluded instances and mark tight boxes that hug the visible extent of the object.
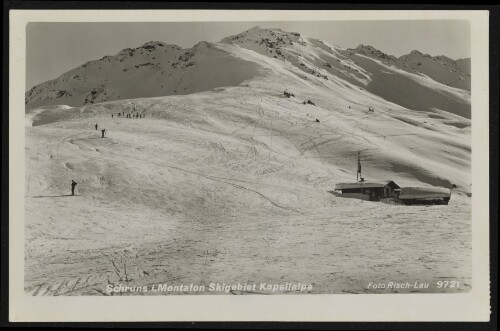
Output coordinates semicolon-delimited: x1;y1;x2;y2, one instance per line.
334;180;399;190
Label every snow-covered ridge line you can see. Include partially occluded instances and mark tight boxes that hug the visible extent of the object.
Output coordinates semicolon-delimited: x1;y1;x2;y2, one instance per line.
26;26;471;119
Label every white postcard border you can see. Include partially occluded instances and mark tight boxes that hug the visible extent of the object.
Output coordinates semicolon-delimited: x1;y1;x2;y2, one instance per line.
9;9;490;322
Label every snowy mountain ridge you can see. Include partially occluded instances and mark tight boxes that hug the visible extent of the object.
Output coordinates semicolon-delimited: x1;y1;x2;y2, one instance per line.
352;43;471;91
26;26;470;118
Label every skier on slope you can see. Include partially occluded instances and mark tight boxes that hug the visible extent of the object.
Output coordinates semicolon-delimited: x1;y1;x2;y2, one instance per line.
101;129;106;138
71;180;77;196
95;123;98;131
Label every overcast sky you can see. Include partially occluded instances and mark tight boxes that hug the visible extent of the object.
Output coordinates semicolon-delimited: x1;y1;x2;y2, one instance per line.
26;20;470;90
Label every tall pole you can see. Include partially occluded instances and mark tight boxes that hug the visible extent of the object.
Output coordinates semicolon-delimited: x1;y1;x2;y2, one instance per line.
358;151;364;199
357;151;362;182
357;151;359;181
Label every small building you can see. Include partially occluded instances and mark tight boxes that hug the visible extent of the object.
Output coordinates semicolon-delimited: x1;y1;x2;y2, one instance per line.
396;187;451;205
334;180;401;201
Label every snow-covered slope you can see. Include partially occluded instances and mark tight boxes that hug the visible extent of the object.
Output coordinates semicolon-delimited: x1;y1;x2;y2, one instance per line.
24;26;471;295
25;84;471;295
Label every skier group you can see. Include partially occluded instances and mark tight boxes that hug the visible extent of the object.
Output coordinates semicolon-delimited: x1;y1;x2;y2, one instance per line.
113;112;145;119
93;105;147;139
113;104;146;119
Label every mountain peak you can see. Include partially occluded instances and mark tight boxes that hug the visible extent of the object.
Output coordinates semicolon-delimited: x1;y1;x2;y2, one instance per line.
221;26;302;45
245;26;286;34
142;41;166;47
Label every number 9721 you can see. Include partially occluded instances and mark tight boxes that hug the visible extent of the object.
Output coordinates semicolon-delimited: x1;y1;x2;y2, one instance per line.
436;280;460;288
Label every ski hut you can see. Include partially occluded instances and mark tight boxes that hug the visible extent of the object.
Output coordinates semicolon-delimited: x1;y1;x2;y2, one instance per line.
395;187;451;205
334;180;401;201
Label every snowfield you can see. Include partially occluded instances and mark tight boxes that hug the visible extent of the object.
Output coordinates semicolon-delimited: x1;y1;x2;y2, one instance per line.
24;27;471;295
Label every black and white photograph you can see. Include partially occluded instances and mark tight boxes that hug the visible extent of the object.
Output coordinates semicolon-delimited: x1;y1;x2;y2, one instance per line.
8;8;492;322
